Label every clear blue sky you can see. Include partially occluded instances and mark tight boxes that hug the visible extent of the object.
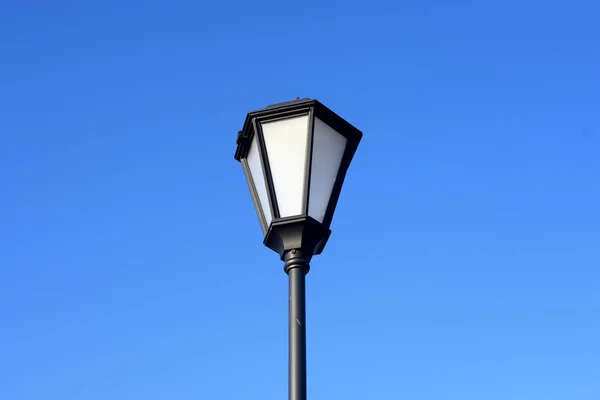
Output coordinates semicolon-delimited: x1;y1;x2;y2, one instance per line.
1;1;599;399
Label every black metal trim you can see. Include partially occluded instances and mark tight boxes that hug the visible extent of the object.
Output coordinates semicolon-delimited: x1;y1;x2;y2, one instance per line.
254;118;280;219
263;215;331;261
271;215;310;225
234;130;250;161
255;108;311;125
301;108;315;217
312;101;362;143
241;157;268;235
253;99;315;119
235;99;362;162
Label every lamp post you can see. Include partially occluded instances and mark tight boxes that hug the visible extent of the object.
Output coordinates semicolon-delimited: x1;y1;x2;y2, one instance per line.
234;98;362;400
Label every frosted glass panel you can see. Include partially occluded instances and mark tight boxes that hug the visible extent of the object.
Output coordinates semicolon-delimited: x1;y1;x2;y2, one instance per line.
261;115;309;218
247;134;272;227
308;118;347;223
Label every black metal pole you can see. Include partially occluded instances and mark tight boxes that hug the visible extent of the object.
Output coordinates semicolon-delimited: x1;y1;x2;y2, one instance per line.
284;249;310;400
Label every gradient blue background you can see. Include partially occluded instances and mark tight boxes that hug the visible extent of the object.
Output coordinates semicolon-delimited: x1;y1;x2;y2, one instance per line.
1;1;599;399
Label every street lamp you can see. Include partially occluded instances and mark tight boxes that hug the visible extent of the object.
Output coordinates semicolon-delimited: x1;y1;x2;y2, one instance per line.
234;98;362;400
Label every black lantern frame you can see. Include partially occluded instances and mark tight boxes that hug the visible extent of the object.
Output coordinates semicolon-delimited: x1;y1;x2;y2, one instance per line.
235;98;362;260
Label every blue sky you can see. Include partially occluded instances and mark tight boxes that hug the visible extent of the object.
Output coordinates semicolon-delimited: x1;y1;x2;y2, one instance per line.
1;1;599;399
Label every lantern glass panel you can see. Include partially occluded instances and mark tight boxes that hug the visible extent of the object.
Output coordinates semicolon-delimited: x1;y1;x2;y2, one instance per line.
261;115;310;218
247;133;272;226
308;118;347;223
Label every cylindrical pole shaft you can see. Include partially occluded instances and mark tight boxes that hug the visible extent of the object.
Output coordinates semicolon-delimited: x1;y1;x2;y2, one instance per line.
289;267;306;400
284;250;310;400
